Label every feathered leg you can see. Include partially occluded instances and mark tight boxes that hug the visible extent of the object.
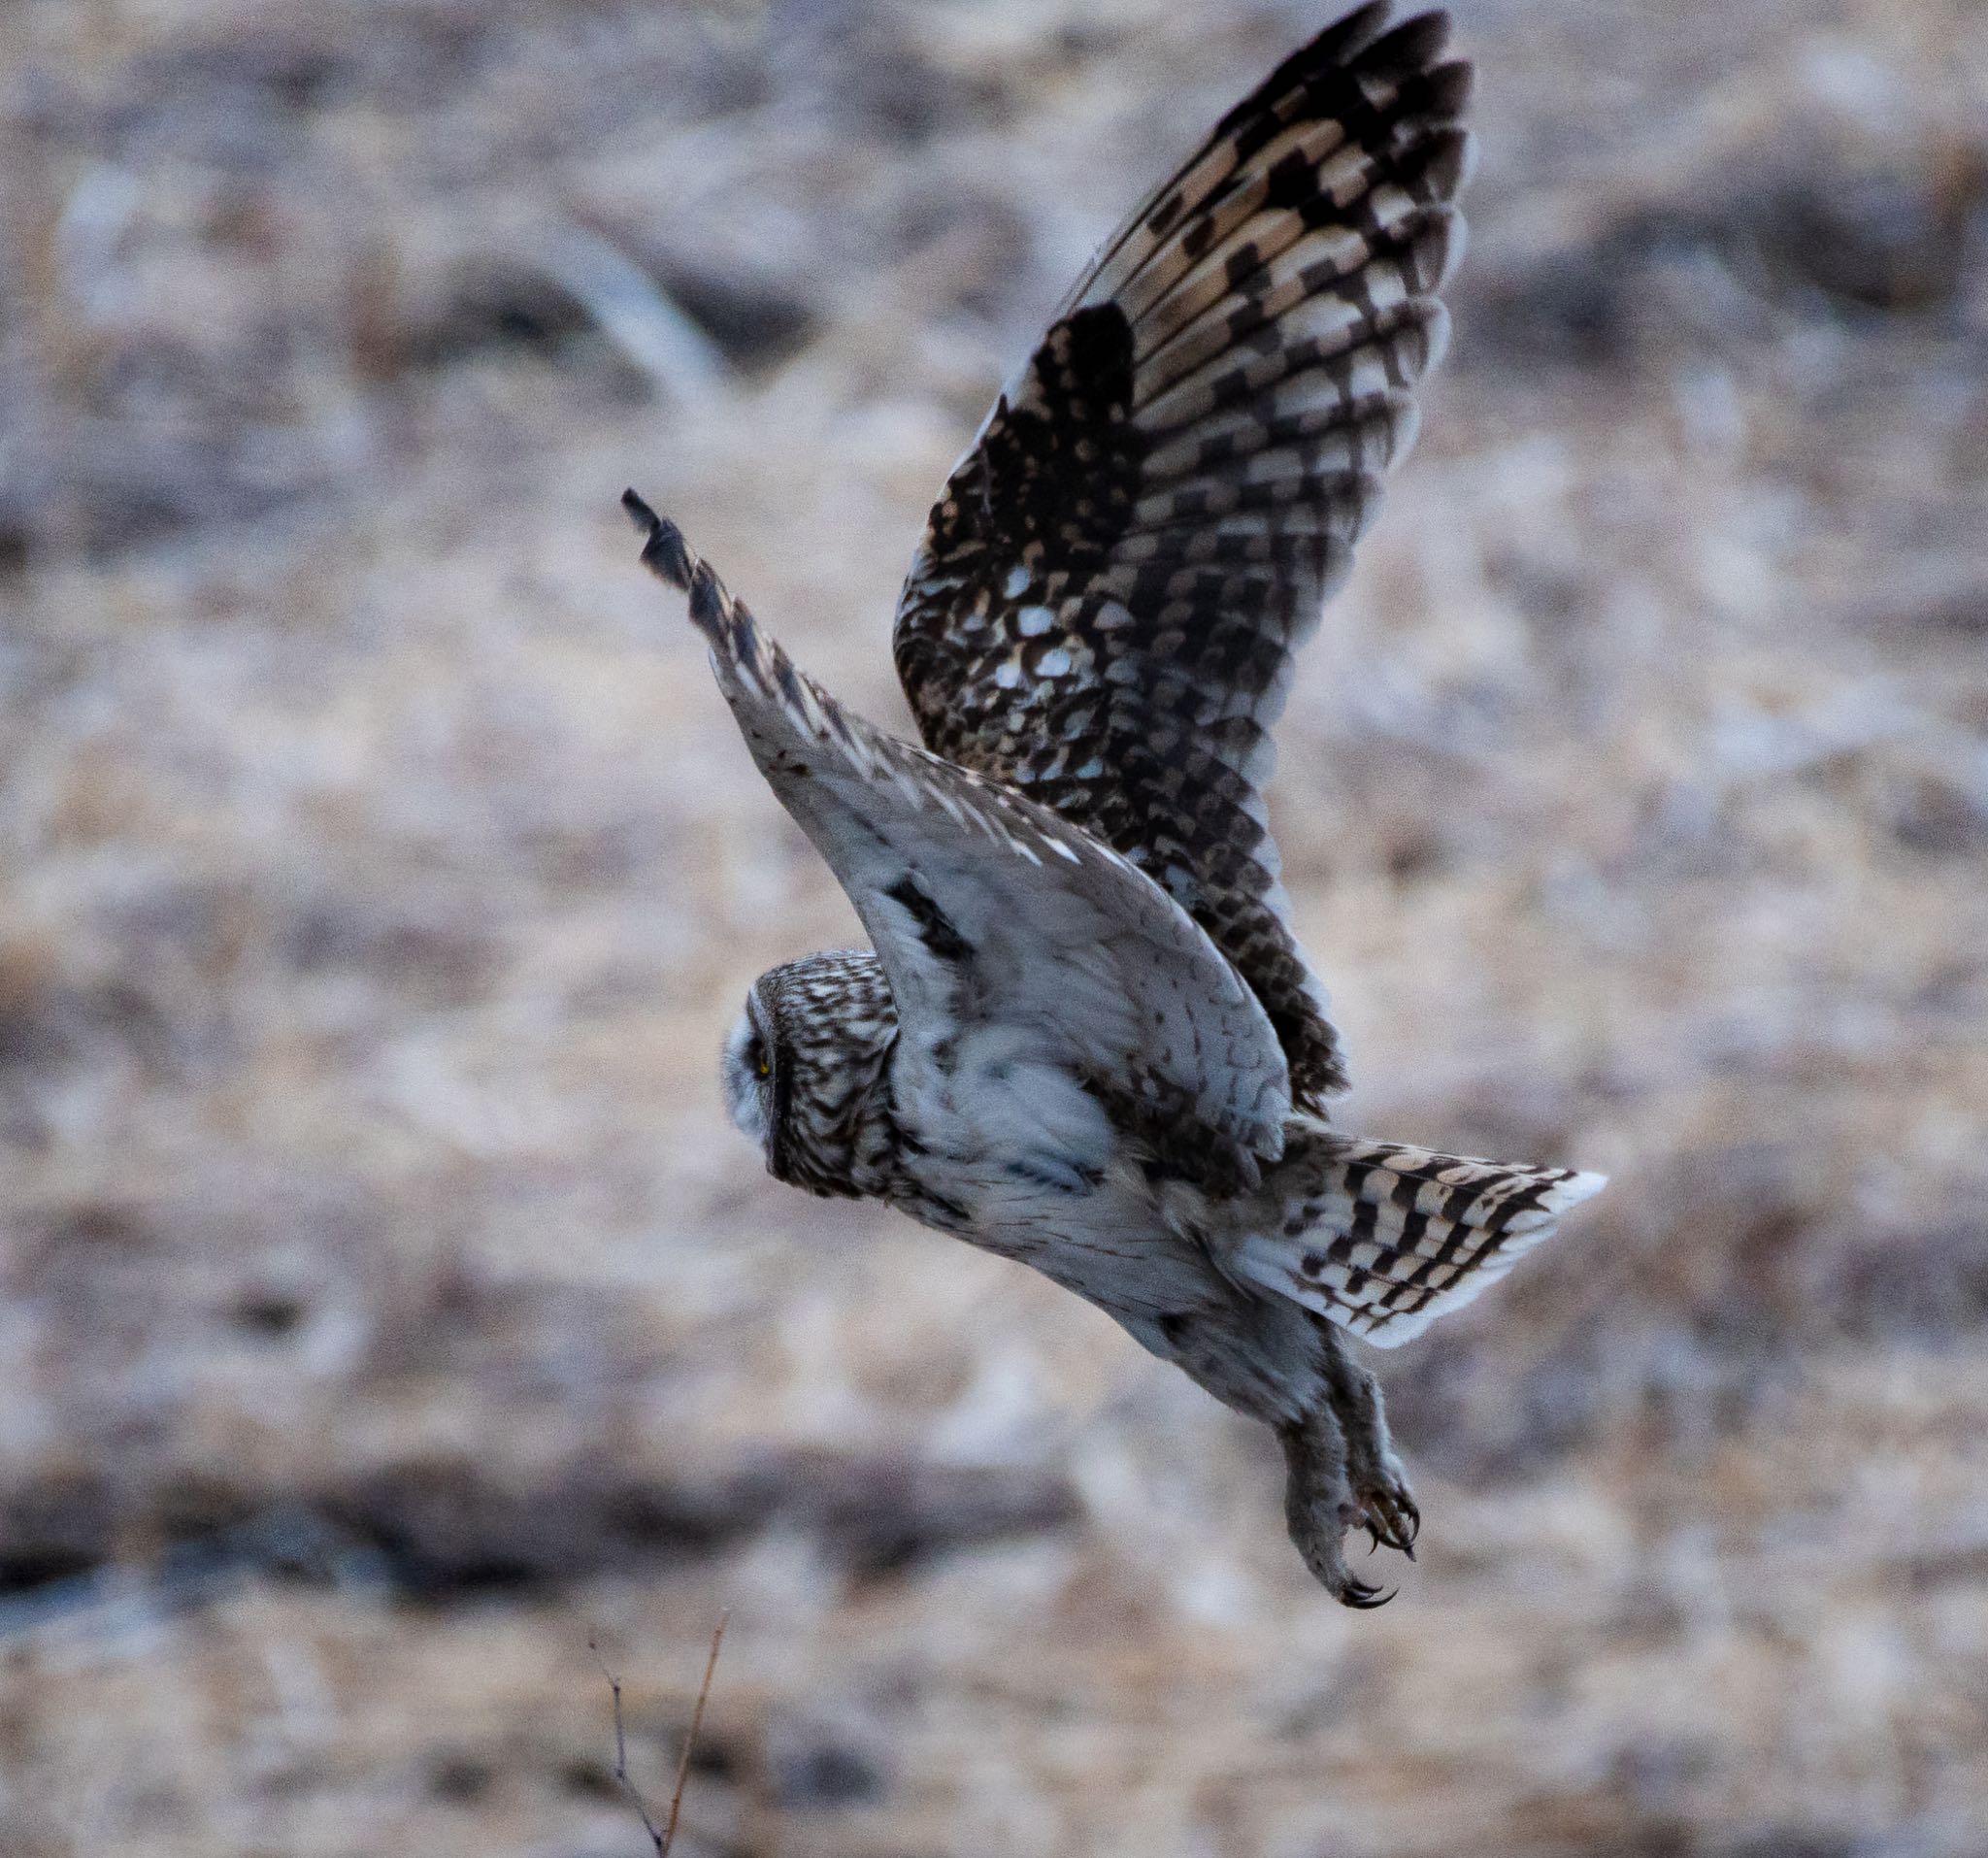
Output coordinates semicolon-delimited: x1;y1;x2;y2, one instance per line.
1314;1317;1419;1557
1276;1320;1416;1606
1277;1406;1395;1609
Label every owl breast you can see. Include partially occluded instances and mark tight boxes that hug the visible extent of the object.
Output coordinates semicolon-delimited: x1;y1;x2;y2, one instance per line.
891;1025;1120;1207
882;1029;1232;1324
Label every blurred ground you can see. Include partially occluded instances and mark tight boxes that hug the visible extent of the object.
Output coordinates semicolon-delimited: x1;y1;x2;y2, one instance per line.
3;0;1987;1853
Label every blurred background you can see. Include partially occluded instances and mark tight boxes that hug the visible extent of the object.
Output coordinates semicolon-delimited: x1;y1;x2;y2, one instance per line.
3;0;1986;1852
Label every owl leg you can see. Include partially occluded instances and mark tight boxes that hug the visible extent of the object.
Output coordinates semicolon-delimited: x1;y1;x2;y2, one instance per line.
1315;1320;1419;1558
1276;1410;1392;1608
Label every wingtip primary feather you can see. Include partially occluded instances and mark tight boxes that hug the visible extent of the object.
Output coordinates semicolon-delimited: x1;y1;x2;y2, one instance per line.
621;486;695;591
622;487;736;651
685;562;730;643
1365;9;1453;78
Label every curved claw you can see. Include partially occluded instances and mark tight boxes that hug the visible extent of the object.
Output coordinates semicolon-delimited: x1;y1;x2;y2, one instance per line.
1281;1415;1416;1608
1357;1487;1420;1560
1339;1576;1396;1610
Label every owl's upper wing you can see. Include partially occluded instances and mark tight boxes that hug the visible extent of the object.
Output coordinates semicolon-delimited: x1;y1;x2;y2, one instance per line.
626;493;1292;1186
891;3;1471;1108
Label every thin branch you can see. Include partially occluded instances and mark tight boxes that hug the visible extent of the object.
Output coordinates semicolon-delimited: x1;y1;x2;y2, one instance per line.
592;1611;731;1857
664;1611;730;1854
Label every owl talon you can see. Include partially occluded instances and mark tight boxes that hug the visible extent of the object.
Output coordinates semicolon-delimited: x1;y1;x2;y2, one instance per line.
1313;1333;1420;1568
1341;1577;1395;1610
1355;1481;1420;1559
1279;1410;1413;1606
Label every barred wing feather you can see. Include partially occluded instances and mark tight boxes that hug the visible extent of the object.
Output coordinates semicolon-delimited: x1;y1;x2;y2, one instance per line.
892;2;1473;1109
625;494;1294;1188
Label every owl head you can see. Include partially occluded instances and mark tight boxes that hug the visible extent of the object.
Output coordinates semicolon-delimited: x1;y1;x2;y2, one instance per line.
721;948;899;1197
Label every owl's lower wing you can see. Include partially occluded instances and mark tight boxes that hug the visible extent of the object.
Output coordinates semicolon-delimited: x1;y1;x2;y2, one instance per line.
626;493;1292;1188
891;3;1471;1107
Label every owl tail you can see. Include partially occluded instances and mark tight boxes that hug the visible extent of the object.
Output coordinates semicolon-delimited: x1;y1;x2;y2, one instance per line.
1233;1136;1607;1347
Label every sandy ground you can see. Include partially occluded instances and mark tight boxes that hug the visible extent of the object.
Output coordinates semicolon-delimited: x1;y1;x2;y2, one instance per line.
3;0;1986;1853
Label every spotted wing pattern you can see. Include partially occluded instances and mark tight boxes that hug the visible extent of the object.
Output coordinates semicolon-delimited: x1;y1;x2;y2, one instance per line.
892;3;1472;1108
624;493;1293;1188
1231;1138;1607;1346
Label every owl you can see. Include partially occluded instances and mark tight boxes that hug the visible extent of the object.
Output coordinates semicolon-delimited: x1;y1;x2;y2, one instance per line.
627;1;1605;1604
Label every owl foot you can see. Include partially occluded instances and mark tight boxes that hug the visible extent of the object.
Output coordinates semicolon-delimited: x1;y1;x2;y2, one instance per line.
1317;1334;1419;1559
1351;1461;1419;1560
1277;1411;1398;1609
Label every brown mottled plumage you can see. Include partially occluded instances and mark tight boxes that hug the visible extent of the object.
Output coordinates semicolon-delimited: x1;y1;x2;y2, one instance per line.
894;0;1470;1107
626;5;1605;1605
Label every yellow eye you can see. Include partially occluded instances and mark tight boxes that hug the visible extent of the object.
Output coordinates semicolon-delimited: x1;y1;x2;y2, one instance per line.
756;1054;771;1079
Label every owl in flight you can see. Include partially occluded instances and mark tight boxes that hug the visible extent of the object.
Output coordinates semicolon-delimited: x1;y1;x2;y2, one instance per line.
626;1;1604;1603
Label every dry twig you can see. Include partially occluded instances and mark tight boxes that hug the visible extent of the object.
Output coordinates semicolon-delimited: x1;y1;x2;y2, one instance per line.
593;1611;731;1855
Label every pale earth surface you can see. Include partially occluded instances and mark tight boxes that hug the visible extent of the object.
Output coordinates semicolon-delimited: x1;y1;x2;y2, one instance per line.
2;0;1986;1854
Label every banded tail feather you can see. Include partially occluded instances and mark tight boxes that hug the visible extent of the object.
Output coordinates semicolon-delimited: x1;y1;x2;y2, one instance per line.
1234;1137;1607;1346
